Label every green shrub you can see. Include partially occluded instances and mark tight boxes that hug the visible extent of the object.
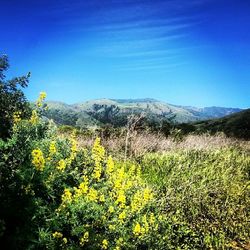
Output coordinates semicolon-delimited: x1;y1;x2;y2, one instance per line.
0;55;31;139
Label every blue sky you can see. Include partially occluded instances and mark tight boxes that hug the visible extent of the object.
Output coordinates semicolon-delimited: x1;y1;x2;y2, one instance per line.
1;0;250;108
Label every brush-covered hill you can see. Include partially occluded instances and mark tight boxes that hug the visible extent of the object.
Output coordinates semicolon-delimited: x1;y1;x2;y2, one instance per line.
191;108;250;139
44;98;242;128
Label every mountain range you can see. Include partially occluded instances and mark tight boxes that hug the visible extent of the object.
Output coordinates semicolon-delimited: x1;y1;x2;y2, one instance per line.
44;98;242;128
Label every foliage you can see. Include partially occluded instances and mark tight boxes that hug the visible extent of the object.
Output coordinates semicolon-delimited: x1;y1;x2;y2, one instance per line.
0;55;31;139
0;92;52;248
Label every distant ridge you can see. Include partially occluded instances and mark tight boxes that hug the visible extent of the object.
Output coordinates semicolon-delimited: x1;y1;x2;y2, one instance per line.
44;98;243;128
111;98;159;103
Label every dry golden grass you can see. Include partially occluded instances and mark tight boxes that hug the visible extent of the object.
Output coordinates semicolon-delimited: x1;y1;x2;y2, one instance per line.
60;130;250;159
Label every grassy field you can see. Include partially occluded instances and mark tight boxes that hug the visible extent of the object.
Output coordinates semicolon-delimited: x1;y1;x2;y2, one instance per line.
140;149;250;249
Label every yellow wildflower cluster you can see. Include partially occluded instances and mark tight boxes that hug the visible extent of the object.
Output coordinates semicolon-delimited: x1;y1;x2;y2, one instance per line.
54;138;160;247
13;111;22;123
87;188;98;202
53;231;63;239
99;194;105;202
118;210;126;222
30;110;39;125
132;213;158;238
131;188;153;213
36;91;47;108
71;175;89;200
49;141;57;156
57;159;66;172
29;92;47;124
79;176;89;193
108;205;115;213
101;239;108;249
92;138;105;181
108;166;129;208
133;222;141;236
52;232;67;244
106;155;114;175
61;188;72;203
80;232;89;246
64;132;78;166
116;190;126;208
32;149;45;171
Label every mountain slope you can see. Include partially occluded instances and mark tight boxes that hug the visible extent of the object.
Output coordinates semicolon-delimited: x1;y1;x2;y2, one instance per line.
44;98;243;128
192;108;250;139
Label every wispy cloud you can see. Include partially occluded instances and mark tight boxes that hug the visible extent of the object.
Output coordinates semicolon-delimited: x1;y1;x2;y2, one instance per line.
114;62;187;72
38;0;211;71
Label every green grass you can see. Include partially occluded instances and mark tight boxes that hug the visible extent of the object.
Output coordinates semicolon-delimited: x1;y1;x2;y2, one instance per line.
140;148;250;248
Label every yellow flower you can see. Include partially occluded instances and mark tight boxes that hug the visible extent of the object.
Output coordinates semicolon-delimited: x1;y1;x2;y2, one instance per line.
118;210;126;221
116;190;126;208
62;237;67;244
117;167;125;181
71;139;77;153
93;163;102;181
92;138;105;181
49;141;57;156
61;188;72;203
80;231;89;246
36;91;47;107
78;176;89;194
102;239;108;249
99;194;105;202
113;178;122;190
30;110;39;125
52;231;63;238
32;149;45;171
143;188;153;202
57;159;66;172
39;91;47;100
131;192;140;212
69;133;77;158
125;180;133;190
24;184;35;196
108;206;115;213
142;214;149;233
149;213;156;225
92;137;105;161
87;188;98;202
131;189;152;213
13;111;21;123
106;155;114;175
133;222;141;236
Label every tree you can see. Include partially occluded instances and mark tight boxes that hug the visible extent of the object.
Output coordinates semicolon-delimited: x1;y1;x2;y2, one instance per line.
0;55;31;139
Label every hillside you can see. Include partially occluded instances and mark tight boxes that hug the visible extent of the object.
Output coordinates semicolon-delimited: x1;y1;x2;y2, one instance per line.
191;108;250;139
44;99;242;128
